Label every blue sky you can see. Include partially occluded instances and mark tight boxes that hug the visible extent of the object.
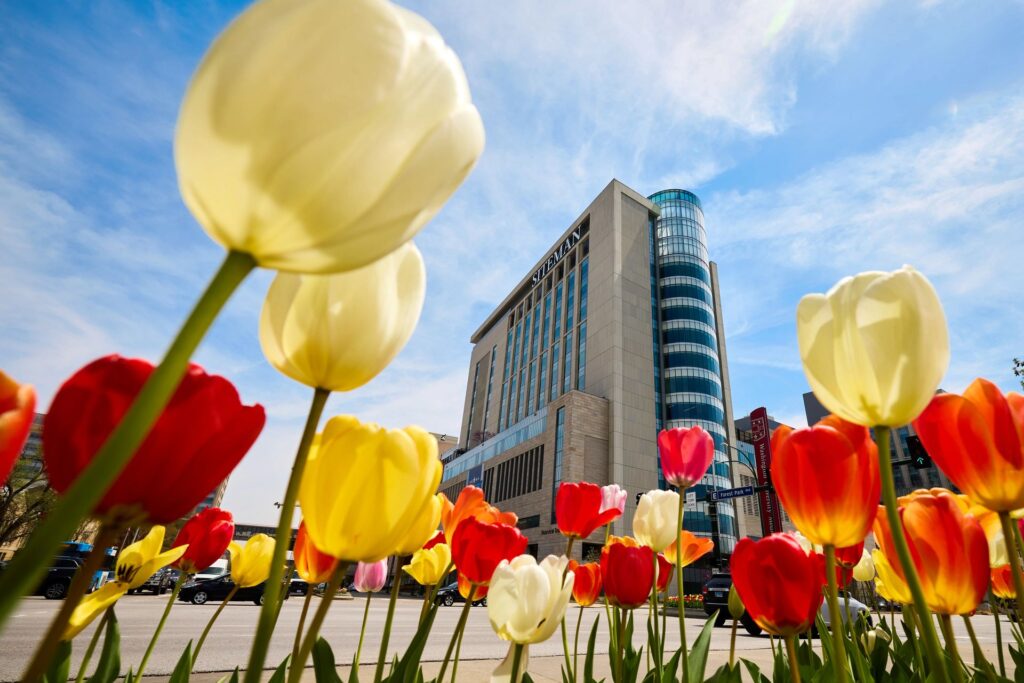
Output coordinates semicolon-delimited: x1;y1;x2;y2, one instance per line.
2;0;1023;525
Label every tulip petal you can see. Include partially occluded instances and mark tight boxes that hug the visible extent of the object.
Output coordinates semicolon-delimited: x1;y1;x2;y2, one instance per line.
64;583;126;641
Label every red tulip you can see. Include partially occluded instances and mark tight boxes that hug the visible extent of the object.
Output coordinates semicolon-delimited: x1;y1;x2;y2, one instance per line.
600;541;654;609
294;521;339;584
833;541;865;588
422;530;446;550
450;516;527;585
172;507;235;574
655;553;673;593
658;425;715;488
569;561;603;607
458;572;488;600
0;369;36;484
43;355;265;523
731;533;824;637
913;378;1024;512
770;415;880;548
556;482;620;539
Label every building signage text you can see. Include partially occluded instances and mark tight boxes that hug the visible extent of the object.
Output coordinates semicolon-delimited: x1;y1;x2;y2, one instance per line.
531;226;582;286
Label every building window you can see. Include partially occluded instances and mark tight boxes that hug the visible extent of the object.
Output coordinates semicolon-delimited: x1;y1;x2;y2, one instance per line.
507;375;517;427
542;292;551;349
576;321;587;390
466;360;480;445
483;345;497;434
563;331;573;394
530;304;540;360
553;281;563;340
550;341;560;401
565;270;576;332
490;446;545;503
517;368;527;422
520;312;531;368
551;407;565;523
527;361;537;414
539;352;548;407
579;256;588;321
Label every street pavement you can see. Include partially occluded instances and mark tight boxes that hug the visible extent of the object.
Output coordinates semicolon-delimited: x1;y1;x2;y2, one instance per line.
0;593;1014;681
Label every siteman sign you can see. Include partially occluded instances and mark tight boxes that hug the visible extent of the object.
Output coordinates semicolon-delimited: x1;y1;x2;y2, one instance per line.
531;226;582;286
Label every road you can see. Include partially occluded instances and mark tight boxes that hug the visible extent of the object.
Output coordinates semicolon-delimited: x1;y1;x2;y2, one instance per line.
0;593;1013;681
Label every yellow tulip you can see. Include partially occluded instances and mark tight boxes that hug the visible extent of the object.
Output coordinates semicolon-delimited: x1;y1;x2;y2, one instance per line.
394;493;443;556
403;543;452;586
175;0;485;274
65;526;186;640
872;550;912;605
259;243;425;391
228;534;276;587
299;415;441;562
796;266;948;427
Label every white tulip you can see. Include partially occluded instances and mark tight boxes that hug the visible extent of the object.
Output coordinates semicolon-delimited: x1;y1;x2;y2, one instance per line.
633;490;681;552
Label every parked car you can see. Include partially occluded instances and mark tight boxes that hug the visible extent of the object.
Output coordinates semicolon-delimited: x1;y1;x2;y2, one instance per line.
701;573;762;635
433;582;486;607
193;559;229;583
289;579;327;595
34;556;85;600
701;575;872;636
178;575;284;606
129;567;176;595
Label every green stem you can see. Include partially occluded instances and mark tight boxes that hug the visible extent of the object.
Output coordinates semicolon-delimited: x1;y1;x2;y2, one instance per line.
903;604;926;676
729;619;737;668
561;536;576;680
998;512;1024;623
420;585;433;624
74;608;111;683
509;643;525;683
676;488;689;683
939;614;965;683
426;561;454;605
993;598;1006;678
573;605;584;683
245;385;331;683
353;593;372;674
289;563;348;683
23;524;120;683
649;552;661;678
784;634;802;683
292;585;314;671
0;250;255;632
436;585;476;683
615;608;625;683
823;546;849;683
961;615;989;676
137;571;187;677
374;559;405;683
451;621;466;683
875;425;948;683
193;585;239;668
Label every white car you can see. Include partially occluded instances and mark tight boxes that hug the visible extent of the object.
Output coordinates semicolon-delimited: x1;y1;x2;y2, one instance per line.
192;558;229;583
820;592;872;630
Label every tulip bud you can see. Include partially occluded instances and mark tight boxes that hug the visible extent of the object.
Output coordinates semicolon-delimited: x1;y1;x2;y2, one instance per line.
860;626;890;654
728;584;745;620
354;560;388;593
633;490;680;552
852;549;875;582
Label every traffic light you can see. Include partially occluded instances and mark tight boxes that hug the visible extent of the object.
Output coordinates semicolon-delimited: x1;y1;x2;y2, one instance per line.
906;435;931;470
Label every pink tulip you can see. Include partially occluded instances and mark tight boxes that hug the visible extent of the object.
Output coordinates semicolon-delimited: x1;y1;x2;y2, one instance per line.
353;560;387;592
600;484;627;515
658;426;715;488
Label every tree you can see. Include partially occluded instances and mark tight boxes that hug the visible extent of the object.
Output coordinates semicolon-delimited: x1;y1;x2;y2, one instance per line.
0;460;56;551
1014;357;1024;391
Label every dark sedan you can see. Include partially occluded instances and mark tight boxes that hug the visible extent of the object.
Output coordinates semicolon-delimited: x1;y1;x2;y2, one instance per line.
433;582;486;607
178;575;279;606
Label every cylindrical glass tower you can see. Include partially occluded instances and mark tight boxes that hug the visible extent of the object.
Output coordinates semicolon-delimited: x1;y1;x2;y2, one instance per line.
647;189;736;558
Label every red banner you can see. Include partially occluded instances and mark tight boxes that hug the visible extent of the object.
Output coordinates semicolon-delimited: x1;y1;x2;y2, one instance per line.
750;407;784;536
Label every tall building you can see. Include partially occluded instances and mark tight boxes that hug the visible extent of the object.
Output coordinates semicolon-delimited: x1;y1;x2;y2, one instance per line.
802;391;954;495
444;180;736;583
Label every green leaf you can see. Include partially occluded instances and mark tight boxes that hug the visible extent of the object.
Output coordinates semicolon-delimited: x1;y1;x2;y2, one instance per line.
703;663;742;683
124;669;135;683
267;656;290;683
740;659;771;683
44;639;72;683
215;667;241;683
312;637;343;683
659;649;680;683
167;642;192;683
585;614;601;683
87;610;121;683
686;611;718;683
386;602;439;683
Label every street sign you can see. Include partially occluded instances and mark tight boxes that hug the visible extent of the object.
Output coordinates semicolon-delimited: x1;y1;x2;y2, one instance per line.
684;490;697;512
708;485;755;502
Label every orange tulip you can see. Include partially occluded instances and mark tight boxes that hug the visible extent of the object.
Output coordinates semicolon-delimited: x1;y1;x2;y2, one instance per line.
992;565;1015;599
0;370;36;485
771;415;880;548
440;486;517;544
663;530;714;568
913;378;1024;512
568;561;602;606
294;521;339;584
873;489;989;614
457;571;488;601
